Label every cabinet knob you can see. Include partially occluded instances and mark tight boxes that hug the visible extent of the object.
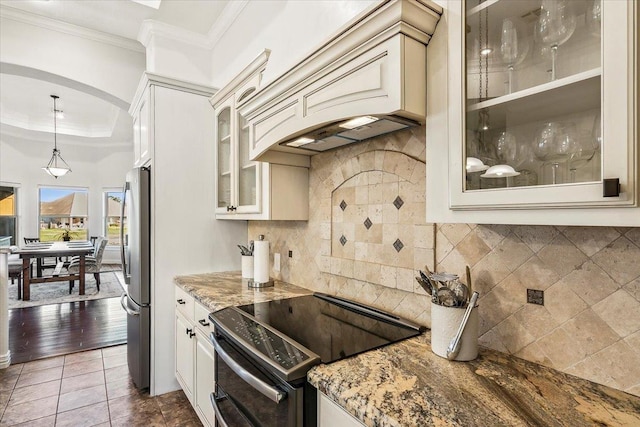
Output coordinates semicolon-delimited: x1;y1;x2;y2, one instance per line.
189;332;196;338
186;328;193;335
199;319;210;327
226;205;237;212
603;178;620;197
177;299;186;305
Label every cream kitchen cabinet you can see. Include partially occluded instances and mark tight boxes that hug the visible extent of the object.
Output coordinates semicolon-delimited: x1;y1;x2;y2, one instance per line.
317;392;366;427
426;0;639;226
174;286;216;427
131;85;151;167
210;50;309;220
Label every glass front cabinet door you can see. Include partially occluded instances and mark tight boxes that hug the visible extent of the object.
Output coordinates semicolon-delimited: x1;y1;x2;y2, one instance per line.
214;86;261;217
427;0;639;226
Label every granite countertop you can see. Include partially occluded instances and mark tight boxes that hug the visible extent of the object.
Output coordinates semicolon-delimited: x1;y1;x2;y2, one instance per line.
308;333;640;426
174;272;640;427
173;271;312;312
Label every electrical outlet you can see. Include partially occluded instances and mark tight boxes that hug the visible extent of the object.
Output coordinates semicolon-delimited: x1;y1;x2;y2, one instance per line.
527;289;544;305
274;253;281;272
288;250;293;258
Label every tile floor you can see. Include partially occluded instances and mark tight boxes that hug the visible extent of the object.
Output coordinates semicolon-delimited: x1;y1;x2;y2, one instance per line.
0;345;202;426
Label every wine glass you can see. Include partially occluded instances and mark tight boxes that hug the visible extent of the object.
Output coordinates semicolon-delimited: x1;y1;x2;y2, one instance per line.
585;0;602;37
568;129;597;182
534;0;576;81
501;19;519;94
568;114;602;182
534;121;575;184
495;131;517;165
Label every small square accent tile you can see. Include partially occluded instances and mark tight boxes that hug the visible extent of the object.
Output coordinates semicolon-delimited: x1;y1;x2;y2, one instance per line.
340;235;347;246
393;238;404;252
364;217;373;230
393;196;404;210
340;200;347;211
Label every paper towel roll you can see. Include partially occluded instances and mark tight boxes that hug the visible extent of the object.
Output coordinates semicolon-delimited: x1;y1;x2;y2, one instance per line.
253;239;270;283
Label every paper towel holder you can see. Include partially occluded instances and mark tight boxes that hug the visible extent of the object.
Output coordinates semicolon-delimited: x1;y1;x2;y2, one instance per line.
247;278;274;288
248;235;274;288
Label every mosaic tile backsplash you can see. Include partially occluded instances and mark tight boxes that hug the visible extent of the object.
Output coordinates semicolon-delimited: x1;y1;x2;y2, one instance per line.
248;126;640;397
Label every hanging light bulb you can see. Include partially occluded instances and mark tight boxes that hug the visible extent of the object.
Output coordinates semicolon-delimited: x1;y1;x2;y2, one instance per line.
42;95;71;178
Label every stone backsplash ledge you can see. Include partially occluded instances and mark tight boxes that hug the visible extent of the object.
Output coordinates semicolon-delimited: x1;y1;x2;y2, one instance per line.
248;126;640;397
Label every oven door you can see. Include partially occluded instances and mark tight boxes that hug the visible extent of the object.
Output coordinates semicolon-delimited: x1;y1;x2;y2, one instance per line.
210;333;304;427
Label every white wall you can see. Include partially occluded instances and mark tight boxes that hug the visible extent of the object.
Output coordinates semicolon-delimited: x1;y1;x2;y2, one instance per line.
0;134;133;263
210;0;376;87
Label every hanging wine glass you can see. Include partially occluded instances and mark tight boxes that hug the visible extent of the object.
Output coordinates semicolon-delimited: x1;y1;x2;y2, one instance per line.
534;0;576;81
533;121;575;184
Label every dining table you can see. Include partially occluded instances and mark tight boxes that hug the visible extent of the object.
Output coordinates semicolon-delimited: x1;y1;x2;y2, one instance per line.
14;241;95;301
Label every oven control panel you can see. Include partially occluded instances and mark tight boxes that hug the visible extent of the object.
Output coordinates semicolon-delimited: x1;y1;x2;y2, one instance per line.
210;307;320;379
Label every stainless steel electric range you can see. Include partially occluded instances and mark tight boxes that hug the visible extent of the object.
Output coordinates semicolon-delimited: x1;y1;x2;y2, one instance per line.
208;292;425;427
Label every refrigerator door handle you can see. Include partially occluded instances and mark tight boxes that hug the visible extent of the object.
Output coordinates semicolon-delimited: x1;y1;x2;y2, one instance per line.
120;293;140;316
120;181;130;284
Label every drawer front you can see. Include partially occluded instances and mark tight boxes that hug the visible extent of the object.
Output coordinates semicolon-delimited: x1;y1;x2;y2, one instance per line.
194;302;214;336
175;286;194;320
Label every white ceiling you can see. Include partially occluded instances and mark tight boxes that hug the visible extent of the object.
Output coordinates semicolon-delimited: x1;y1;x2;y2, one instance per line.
0;0;231;148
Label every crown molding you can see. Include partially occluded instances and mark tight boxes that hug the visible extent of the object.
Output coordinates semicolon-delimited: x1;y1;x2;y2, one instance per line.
129;71;218;115
209;49;270;107
206;0;249;49
0;123;131;149
0;5;145;53
138;0;249;52
138;19;210;50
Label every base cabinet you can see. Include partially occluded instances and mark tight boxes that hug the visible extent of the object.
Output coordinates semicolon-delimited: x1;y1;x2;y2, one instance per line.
318;392;366;427
175;310;194;401
175;286;216;426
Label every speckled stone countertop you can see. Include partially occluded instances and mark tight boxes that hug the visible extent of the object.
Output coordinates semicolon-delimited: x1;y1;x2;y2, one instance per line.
175;272;640;427
173;271;312;312
309;333;640;427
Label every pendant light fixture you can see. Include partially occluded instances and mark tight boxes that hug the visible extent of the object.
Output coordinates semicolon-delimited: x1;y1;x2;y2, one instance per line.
42;94;71;178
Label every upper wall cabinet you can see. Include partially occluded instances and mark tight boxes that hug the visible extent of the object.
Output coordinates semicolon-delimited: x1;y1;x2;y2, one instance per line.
132;86;151;167
210;50;309;220
129;73;217;169
426;0;639;226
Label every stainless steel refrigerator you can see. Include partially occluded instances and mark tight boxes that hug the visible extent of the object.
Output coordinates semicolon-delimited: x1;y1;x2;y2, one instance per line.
119;166;150;389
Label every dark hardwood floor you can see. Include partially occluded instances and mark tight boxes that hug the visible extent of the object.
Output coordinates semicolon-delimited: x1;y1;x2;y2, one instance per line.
8;297;127;364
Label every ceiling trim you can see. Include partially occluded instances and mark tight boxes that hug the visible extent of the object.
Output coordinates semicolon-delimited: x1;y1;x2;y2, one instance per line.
137;0;249;51
1;123;132;149
1;63;130;111
206;0;249;49
138;19;210;49
0;5;145;53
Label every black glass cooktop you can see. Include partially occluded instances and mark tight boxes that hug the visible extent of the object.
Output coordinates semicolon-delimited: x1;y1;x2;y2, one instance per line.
210;293;424;381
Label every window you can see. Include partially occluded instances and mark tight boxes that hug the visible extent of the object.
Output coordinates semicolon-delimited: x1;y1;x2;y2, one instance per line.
104;190;125;246
0;186;18;246
39;187;88;242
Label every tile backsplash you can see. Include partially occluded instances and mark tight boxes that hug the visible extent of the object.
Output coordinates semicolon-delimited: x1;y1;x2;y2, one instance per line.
248;126;640;397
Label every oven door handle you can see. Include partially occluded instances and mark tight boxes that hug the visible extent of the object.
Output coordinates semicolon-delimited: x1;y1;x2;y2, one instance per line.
210;392;230;427
210;333;287;403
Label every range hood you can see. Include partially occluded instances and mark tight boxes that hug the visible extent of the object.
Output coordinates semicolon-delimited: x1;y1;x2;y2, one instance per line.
238;0;442;166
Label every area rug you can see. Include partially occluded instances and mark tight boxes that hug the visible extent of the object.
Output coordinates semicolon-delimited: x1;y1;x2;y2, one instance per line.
8;271;126;309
